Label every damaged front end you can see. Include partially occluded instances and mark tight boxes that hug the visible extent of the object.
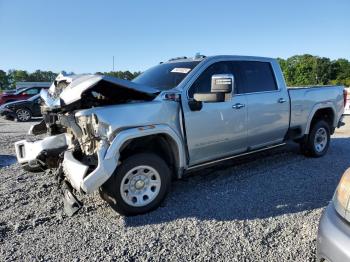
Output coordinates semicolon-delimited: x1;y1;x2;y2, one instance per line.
15;73;160;215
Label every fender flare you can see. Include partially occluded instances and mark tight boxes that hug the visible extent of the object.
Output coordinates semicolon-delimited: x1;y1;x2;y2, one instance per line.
304;102;336;134
105;124;187;177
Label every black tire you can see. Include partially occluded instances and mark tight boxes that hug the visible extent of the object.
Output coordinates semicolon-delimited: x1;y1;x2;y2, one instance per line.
300;120;330;157
16;108;32;122
22;163;45;173
100;153;171;216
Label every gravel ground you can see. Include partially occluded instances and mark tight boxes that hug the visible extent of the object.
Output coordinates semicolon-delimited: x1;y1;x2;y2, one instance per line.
1;117;350;261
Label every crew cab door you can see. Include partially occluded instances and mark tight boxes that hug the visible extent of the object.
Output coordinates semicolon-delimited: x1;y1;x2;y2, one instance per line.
182;61;248;166
238;61;290;149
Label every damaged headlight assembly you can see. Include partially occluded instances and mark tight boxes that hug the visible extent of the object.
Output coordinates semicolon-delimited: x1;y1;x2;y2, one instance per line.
75;113;112;140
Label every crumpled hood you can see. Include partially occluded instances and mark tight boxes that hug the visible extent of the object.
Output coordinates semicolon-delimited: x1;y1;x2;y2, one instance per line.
41;73;160;110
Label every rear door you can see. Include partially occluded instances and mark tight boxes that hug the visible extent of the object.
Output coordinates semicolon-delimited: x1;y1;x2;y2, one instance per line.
238;61;290;149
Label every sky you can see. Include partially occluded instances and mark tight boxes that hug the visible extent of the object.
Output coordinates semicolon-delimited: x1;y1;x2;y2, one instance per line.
0;0;349;73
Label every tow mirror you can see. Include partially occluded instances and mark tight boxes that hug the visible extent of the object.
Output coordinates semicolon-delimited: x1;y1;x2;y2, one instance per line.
211;74;234;93
189;74;234;110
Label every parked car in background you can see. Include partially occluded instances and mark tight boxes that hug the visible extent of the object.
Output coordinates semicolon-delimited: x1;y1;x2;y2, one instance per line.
317;168;350;261
0;86;48;105
0;94;42;121
343;88;350;115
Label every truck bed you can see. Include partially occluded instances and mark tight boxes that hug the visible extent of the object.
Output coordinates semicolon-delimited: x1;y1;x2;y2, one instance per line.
288;85;344;135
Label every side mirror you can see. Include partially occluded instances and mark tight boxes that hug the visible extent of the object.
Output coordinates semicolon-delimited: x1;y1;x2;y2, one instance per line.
211;74;234;93
191;74;234;104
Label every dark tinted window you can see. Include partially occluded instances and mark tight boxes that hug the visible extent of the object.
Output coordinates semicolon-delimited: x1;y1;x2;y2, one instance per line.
22;88;39;95
189;62;236;98
239;61;277;93
133;61;200;91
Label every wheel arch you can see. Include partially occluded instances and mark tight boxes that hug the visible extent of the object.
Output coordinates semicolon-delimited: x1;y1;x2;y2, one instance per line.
105;125;186;179
305;104;336;135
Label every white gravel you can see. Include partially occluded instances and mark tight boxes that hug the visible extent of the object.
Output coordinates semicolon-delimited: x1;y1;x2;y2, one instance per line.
1;117;350;261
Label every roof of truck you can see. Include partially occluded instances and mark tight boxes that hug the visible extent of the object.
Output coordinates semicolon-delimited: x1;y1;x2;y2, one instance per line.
163;55;276;64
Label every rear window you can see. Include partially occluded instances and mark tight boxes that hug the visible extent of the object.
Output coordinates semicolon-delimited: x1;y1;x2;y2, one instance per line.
239;61;277;93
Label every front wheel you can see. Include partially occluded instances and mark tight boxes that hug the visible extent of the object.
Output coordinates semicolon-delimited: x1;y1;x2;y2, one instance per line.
300;120;330;157
100;153;171;216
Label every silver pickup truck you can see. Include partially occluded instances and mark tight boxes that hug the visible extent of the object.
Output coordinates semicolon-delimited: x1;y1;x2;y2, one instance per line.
14;55;346;216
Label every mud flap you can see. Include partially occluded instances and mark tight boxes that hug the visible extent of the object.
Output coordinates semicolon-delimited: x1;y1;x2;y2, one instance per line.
62;182;82;217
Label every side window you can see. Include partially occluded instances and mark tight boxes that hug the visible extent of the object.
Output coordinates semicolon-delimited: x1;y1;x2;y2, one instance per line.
188;62;233;98
239;61;277;93
24;88;39;95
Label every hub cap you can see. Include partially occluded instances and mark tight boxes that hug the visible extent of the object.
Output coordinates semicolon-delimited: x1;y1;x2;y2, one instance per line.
120;165;161;207
16;109;30;121
314;127;328;153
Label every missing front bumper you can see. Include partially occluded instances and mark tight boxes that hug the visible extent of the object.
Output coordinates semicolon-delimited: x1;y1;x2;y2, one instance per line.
62;140;117;194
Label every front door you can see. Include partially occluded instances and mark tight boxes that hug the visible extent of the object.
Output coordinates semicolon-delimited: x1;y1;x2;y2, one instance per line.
182;61;248;166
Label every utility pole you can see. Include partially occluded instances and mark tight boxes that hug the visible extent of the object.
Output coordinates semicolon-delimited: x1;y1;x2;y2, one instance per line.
112;56;115;71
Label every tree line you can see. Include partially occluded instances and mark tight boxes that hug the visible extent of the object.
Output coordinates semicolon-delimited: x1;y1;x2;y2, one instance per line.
0;70;141;90
1;54;349;90
278;55;350;86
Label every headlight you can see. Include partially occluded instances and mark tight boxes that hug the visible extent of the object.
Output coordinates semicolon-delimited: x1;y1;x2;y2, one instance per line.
333;168;350;222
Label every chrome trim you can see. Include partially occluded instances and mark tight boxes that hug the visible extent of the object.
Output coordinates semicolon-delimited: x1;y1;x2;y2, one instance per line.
234;89;281;96
186;143;286;171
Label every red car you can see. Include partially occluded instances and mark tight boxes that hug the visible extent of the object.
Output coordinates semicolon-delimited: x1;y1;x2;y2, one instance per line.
0;86;49;105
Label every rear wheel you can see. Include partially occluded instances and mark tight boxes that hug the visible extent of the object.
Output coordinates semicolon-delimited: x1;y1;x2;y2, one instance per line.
16;108;31;122
100;153;171;216
300;120;330;157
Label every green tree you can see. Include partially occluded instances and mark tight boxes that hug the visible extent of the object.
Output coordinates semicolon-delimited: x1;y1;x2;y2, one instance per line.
0;70;9;89
28;70;57;82
7;70;30;87
278;55;334;86
314;57;332;85
330;59;350;86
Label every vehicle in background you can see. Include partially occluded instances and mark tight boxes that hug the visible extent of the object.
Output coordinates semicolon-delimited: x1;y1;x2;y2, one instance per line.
14;55;346;216
317;168;350;261
343;88;350;115
0;94;42;121
15;81;51;92
0;86;48;105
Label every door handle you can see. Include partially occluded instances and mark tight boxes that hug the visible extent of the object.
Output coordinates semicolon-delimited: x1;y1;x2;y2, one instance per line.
278;98;287;103
232;103;245;109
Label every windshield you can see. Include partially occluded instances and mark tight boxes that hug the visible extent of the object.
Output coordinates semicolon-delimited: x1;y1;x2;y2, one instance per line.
133;61;200;90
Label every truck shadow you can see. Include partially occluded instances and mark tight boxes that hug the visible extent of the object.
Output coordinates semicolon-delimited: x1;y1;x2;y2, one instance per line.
124;137;350;227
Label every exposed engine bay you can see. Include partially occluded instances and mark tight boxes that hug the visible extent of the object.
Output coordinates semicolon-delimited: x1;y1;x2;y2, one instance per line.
36;73;159;159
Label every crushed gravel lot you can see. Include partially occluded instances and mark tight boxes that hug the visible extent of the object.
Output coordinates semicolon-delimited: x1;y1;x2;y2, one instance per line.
1;117;350;261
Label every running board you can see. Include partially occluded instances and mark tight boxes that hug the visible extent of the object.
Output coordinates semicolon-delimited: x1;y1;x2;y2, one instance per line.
186;143;286;171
